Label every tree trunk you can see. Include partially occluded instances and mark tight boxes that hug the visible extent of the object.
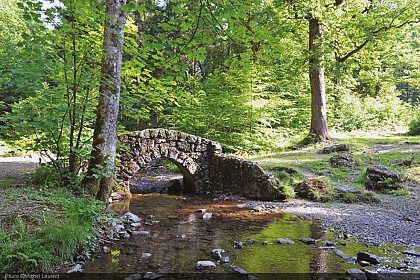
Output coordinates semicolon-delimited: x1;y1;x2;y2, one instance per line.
83;0;128;203
309;18;331;142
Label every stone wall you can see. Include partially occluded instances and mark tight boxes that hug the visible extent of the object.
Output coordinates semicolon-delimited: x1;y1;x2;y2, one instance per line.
117;128;280;200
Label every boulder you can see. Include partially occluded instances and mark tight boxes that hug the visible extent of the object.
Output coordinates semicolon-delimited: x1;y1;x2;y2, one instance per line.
320;144;350;154
330;153;355;167
365;166;402;190
356;252;381;265
294;179;331;201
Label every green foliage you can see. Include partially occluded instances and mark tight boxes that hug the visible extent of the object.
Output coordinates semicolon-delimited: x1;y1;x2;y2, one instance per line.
408;108;420;135
0;186;104;273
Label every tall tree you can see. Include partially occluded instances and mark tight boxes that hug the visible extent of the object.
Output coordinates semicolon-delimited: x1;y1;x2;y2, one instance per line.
83;0;128;202
309;17;330;141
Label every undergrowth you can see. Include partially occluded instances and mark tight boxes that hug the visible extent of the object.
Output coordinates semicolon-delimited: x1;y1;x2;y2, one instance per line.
0;166;104;273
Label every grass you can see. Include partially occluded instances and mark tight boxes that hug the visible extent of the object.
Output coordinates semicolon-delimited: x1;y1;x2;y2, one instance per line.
253;132;420;200
0;167;104;273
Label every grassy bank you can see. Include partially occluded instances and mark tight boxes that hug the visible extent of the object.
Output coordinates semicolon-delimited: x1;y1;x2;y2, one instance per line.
251;133;420;200
0;167;104;273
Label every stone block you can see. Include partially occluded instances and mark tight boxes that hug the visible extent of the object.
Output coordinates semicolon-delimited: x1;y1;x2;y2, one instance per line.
177;141;191;152
157;128;167;138
186;135;198;143
167;130;178;140
177;131;187;140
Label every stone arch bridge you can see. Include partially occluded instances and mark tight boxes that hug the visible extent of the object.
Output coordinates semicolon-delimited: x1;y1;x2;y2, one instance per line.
117;128;280;200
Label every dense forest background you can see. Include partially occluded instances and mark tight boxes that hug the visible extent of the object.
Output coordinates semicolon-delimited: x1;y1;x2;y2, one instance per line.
1;0;419;167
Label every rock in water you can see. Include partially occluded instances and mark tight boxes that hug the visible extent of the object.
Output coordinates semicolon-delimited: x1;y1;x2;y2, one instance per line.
196;261;216;270
356;252;381;265
124;212;142;223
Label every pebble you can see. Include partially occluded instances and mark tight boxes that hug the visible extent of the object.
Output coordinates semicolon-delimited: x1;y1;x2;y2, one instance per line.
196;261;216;270
234;241;243;249
142;253;152;258
211;249;225;260
131;223;142;227
231;265;248;275
246;238;255;244
298;238;316;244
220;256;230;264
132;230;150;237
202;212;212;220
66;264;82;274
124;212;142;223
102;246;109;254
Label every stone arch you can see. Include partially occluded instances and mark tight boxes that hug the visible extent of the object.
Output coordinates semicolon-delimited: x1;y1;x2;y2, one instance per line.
117;128;222;194
117;128;280;200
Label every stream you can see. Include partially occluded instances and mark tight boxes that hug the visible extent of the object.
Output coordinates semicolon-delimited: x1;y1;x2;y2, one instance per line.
81;167;420;279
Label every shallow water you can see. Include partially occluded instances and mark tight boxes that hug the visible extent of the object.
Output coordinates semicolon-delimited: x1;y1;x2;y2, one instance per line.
83;194;420;278
80;187;420;279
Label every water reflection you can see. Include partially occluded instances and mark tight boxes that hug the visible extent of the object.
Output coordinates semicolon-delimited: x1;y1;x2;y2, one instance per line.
84;194;420;277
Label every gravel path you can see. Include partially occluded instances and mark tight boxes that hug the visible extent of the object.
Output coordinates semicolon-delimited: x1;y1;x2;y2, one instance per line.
245;185;420;248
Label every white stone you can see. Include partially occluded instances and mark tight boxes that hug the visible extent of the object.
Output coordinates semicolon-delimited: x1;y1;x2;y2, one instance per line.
124;212;142;223
202;212;212;220
196;261;216;270
67;264;82;274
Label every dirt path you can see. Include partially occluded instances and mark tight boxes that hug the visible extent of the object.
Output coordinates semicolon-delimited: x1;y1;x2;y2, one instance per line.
0;156;41;177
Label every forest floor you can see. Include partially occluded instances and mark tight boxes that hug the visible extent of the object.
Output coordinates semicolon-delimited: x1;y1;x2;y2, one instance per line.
250;132;420;248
